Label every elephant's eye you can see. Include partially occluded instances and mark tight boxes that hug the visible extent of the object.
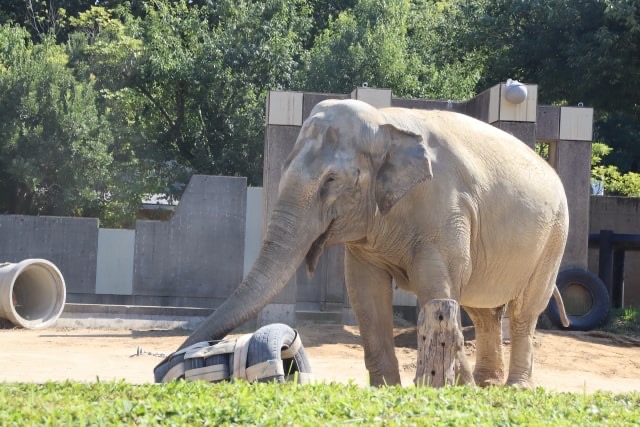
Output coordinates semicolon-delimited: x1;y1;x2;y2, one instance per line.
320;174;336;199
324;173;336;184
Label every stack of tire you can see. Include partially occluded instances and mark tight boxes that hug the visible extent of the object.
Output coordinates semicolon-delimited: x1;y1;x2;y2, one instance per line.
154;323;312;384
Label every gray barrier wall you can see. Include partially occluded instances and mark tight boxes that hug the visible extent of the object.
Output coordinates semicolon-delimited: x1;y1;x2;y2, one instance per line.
0;215;99;296
263;85;594;324
589;196;640;307
0;175;258;312
0;84;607;327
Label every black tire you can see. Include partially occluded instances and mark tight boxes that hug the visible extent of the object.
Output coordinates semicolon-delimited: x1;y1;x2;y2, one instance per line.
246;323;312;383
546;268;610;331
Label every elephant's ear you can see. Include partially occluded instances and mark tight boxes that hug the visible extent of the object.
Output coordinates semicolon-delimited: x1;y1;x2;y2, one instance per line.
375;124;433;215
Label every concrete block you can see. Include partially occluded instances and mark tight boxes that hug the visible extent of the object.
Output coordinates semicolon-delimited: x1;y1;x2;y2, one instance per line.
263;125;301;224
258;303;296;327
493;121;536;149
263;125;301;304
499;83;537;122
244;187;264;279
488;84;501;123
560;107;594;141
341;307;358;326
0;215;99;295
351;87;392;108
588;196;640;307
303;93;348;121
133;175;247;302
267;91;304;126
392;98;465;113
536;106;561;141
96;228;134;295
296;244;346;309
463;87;494;123
393;285;417;307
556;140;591;270
296;310;342;325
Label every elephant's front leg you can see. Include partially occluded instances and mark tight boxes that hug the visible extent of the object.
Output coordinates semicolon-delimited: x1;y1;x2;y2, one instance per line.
345;248;400;386
463;306;506;386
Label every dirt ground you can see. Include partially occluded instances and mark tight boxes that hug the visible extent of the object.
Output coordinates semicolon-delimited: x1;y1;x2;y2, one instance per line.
1;323;639;393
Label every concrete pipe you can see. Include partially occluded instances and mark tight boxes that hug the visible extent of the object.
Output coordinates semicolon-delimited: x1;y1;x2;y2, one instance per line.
0;259;66;329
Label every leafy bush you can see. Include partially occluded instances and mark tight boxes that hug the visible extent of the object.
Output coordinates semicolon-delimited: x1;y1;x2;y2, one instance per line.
592;143;640;197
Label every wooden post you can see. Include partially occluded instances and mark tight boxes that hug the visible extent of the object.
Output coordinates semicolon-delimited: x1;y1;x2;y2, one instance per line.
414;299;474;387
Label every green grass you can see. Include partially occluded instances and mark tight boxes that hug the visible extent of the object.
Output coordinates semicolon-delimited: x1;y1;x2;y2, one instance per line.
601;307;640;337
1;381;638;426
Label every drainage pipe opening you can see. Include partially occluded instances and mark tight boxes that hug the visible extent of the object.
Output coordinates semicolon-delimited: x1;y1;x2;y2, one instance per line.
0;259;66;329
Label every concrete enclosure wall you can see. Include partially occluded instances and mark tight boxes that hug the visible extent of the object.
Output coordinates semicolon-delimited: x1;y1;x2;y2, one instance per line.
262;85;594;323
1;83;609;326
589;196;640;307
0;175;257;311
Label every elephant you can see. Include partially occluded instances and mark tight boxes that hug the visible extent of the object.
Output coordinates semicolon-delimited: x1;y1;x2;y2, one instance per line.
169;99;570;388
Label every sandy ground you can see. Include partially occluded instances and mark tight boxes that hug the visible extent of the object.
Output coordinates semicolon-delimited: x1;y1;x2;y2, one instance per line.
1;323;639;393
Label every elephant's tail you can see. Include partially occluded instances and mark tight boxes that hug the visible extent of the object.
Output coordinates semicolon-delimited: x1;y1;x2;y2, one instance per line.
552;286;570;327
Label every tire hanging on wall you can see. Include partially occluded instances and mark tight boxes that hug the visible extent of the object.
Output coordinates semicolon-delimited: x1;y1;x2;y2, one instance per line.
546;268;610;331
154;323;312;384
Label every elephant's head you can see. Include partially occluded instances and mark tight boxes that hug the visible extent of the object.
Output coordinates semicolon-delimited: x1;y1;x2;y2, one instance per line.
280;99;433;273
177;99;432;349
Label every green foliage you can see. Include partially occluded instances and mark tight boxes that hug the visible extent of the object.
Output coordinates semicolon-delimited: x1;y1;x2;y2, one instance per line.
0;24;115;218
71;0;311;187
459;0;640;181
3;0;640;226
299;0;482;99
600;307;640;337
591;143;640;197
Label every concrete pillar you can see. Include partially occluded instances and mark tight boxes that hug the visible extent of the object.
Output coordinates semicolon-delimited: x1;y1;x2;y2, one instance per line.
465;82;538;147
263;91;349;326
536;104;594;270
351;87;392;107
555;107;594;270
261;91;304;326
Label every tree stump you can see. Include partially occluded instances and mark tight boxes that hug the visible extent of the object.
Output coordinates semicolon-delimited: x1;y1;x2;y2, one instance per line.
414;299;475;387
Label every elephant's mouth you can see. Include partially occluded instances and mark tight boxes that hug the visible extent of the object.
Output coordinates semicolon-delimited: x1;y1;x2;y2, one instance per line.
305;220;334;275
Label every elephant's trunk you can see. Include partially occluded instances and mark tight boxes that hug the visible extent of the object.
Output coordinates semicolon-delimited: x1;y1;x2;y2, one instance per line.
177;206;310;350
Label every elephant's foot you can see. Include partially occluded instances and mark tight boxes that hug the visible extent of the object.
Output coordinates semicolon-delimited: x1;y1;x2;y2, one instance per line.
506;378;535;390
473;367;504;387
369;372;401;387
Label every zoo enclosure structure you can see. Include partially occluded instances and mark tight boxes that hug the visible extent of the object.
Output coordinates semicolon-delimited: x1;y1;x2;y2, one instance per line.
1;82;612;330
263;82;597;326
590;230;640;308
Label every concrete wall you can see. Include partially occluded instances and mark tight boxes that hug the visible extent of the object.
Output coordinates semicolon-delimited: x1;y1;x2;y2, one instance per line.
1;84;612;326
262;85;595;324
589;196;640;307
0;215;99;295
133;175;246;308
0;175;260;312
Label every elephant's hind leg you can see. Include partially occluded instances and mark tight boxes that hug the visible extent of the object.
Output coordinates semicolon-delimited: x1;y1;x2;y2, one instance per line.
464;306;506;386
505;303;537;389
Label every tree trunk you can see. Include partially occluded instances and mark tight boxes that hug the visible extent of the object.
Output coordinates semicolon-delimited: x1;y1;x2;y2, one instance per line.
414;299;475;387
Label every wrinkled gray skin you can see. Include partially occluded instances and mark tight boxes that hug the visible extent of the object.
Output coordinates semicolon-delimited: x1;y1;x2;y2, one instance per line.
177;99;570;388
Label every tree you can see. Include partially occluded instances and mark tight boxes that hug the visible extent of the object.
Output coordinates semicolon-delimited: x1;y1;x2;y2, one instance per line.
299;0;482;100
0;24;116;218
70;0;311;187
591;142;640;197
459;0;640;175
